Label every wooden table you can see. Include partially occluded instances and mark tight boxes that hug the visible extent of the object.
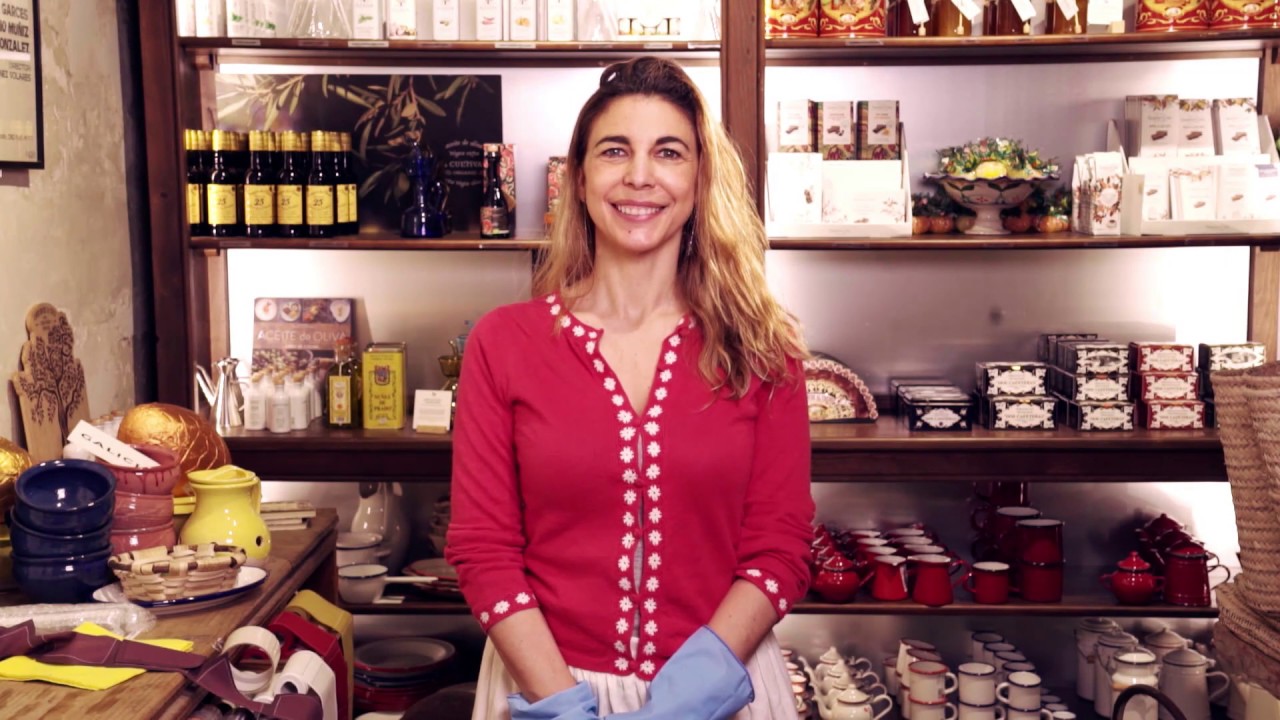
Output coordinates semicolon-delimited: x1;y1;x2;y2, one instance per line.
0;509;338;720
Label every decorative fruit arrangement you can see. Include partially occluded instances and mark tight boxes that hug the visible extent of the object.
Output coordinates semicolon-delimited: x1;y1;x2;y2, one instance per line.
937;137;1059;181
1001;186;1072;234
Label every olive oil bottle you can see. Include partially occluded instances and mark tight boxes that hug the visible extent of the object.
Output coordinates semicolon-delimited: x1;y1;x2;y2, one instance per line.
480;144;511;239
276;131;308;238
185;129;210;236
306;130;336;238
207;130;244;237
325;336;362;428
243;131;276;237
337;132;360;236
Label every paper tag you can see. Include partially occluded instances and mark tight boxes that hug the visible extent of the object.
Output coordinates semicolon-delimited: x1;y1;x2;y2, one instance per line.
67;421;159;468
951;0;981;21
1090;0;1123;23
907;0;930;25
1057;0;1079;20
412;389;454;434
1011;0;1037;20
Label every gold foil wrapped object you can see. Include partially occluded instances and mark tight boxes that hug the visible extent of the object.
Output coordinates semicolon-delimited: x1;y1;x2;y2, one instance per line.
0;437;32;525
117;403;231;498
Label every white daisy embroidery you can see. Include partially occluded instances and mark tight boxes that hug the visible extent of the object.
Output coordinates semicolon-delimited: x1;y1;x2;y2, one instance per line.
573;325;586;337
647;405;663;418
604;377;617;391
594;359;605;372
645;421;660;436
495;601;511;614
646;465;661;481
615;658;630;672
646;577;660;592
623;512;636;527
589;331;598;339
620;447;635;463
622;468;638;484
644;620;659;636
779;599;788;611
615;641;627;653
641;660;655;675
643;642;657;655
561;316;572;328
585;341;596;354
480;611;491;624
622;533;635;550
618;555;631;572
624;490;637;505
648;508;662;524
546;295;557;304
745;569;762;578
647;441;661;456
612;394;625;407
620;426;637;442
647;485;661;501
616;618;630;634
551;303;561;314
664;351;677;365
620;597;633;612
619;578;633;591
648;530;662;546
669;336;681;347
648;553;662;570
516;593;531;605
655;388;668;401
644;598;657;613
765;579;779;594
618;410;634;424
660;369;672;383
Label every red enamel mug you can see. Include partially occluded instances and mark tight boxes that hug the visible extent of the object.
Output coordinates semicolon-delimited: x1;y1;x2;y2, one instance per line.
869;554;911;601
963;561;1012;604
910;553;967;607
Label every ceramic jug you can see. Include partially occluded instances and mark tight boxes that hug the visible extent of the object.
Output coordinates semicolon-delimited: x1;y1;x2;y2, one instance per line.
1110;649;1160;720
821;687;894;720
1144;627;1189;662
351;481;410;573
1094;630;1139;717
1158;648;1229;720
181;465;272;566
1076;618;1119;701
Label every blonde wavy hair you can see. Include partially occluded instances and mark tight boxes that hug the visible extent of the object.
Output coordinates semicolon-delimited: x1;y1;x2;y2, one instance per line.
533;57;808;397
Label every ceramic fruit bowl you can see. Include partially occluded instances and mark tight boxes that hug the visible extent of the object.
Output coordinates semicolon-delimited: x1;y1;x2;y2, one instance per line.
99;444;183;495
14;460;116;534
12;545;113;602
927;176;1052;235
7;512;111;558
113;489;176;530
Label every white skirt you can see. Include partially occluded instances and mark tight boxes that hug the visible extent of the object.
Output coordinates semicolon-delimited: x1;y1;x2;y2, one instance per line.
471;632;796;719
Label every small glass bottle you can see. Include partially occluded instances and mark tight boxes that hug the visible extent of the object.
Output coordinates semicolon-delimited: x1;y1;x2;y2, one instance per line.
276;131;308;238
268;375;291;433
288;371;310;429
185;129;210;236
325;337;362;428
243;131;277;237
207;129;244;237
244;371;268;430
337;132;360;236
306;130;336;238
480;143;511;239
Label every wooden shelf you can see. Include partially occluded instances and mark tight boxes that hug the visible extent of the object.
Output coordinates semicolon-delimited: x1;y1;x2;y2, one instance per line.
179;37;721;67
189;232;546;252
766;29;1280;63
769;232;1280;251
222;422;1226;483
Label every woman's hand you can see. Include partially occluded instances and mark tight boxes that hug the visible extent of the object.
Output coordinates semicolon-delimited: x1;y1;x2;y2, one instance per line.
607;626;754;720
508;681;601;720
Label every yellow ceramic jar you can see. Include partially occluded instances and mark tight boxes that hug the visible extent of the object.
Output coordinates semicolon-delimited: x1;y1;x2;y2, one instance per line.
180;465;272;567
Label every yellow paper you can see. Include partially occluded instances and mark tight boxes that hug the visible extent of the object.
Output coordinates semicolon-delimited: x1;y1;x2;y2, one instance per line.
0;622;194;691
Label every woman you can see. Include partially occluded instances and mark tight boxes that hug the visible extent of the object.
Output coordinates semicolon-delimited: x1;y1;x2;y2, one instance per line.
446;56;814;719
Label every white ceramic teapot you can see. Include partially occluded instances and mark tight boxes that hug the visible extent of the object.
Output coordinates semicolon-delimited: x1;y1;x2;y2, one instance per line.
1110;649;1160;720
1158;648;1229;720
1144;627;1190;662
813;647;848;685
820;686;895;720
1094;630;1140;717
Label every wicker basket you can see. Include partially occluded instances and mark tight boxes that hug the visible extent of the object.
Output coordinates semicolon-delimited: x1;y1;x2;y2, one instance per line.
108;543;247;602
1218;578;1280;665
1214;368;1280;612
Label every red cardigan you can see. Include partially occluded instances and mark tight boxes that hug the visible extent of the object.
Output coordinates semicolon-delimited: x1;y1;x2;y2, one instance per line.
446;295;814;680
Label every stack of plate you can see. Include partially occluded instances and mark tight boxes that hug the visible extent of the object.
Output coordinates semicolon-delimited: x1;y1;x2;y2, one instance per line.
403;558;461;598
354;637;456;714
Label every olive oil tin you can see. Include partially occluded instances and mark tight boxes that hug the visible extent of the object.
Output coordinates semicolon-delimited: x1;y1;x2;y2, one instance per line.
767;0;820;37
362;342;407;430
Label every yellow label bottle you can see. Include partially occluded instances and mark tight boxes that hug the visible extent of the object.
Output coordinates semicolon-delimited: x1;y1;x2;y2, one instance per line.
187;183;204;225
328;376;352;425
307;185;335;226
244;185;275;226
336;184;352;224
277;184;303;226
207;184;239;226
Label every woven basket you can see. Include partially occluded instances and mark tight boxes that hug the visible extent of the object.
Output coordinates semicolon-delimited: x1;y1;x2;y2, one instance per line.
108;543;247;602
1218;578;1280;665
1215;368;1280;612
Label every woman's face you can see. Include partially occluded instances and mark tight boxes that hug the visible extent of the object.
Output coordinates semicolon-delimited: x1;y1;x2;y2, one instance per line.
580;94;699;259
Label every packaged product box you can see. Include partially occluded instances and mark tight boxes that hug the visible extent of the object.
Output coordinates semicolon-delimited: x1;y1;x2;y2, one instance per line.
1129;342;1195;373
766;153;823;224
351;0;384;38
856;101;901;160
1125;95;1179;158
975;362;1048;397
476;0;503;40
1139;399;1205;429
1127;157;1171;222
509;0;537;40
1039;332;1098;363
981;395;1058;430
1199;342;1266;371
817;102;856;160
1214;99;1260;156
433;0;460;40
1176;100;1215;157
1132;371;1199;402
820;161;907;224
1216;162;1255;221
545;0;574;41
1169;166;1218;221
889;377;954;414
386;0;417;38
900;387;974;431
1060;342;1129;375
1050;367;1130;402
1064;399;1136;432
363;342;407;429
778;100;818;152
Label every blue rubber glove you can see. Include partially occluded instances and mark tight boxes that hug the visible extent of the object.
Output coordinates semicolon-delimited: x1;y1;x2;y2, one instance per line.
608;626;754;720
508;681;601;720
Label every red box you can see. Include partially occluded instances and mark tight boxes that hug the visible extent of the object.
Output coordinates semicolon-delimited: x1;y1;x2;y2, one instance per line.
1139;400;1206;429
1133;372;1199;402
1129;342;1195;373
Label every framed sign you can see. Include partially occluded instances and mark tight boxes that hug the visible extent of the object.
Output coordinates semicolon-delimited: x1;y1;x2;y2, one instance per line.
0;0;41;168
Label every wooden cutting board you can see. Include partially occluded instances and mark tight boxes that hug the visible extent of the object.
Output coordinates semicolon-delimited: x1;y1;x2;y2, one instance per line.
10;303;90;463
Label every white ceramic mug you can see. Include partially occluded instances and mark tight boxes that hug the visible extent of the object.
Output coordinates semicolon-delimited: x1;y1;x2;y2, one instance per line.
960;701;1008;720
1005;708;1052;720
910;660;959;702
912;698;959;720
996;671;1043;711
993;651;1029;681
1051;711;1076;720
884;657;901;695
958;662;999;706
971;632;1004;663
336;531;382;566
899;639;939;678
984;642;1017;666
1044;705;1070;713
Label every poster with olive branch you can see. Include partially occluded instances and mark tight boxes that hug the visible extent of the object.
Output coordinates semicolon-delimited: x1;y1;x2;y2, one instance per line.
215;73;502;233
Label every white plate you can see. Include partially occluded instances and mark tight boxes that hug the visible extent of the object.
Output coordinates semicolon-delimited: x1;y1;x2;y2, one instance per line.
93;566;267;616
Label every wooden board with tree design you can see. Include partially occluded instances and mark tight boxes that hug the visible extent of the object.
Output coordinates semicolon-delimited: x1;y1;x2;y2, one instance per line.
11;303;89;462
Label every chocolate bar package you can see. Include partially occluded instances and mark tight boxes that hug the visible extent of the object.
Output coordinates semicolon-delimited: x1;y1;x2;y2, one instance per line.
817;101;856;160
856;101;901;160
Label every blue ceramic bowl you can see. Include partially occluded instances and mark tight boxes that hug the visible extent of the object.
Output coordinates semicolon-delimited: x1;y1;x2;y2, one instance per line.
12;546;114;603
14;459;115;534
6;513;111;558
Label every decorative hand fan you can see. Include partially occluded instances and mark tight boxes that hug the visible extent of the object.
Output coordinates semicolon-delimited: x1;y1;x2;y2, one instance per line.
804;353;878;423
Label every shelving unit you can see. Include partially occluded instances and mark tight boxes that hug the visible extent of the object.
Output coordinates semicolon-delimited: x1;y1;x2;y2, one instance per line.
190;232;546;251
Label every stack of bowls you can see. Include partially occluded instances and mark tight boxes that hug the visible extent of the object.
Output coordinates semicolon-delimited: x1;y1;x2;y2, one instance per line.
100;445;181;554
354;637;456;714
8;459;115;602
